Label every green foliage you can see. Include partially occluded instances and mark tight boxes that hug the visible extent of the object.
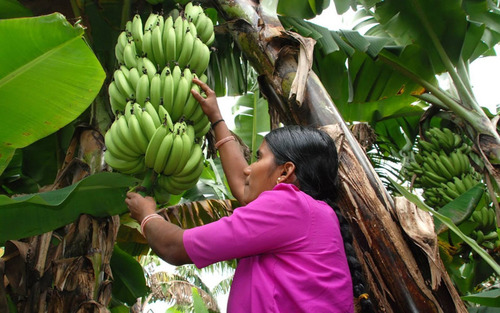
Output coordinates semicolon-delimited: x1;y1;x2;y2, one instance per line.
0;172;139;244
0;13;106;174
231;92;271;163
192;287;209;313
0;0;32;18
391;178;500;276
110;244;150;305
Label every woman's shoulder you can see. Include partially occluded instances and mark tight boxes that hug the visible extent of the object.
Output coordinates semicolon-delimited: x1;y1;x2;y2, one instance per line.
255;183;308;205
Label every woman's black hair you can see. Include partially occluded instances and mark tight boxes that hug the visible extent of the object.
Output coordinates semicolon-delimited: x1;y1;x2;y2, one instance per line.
265;125;374;313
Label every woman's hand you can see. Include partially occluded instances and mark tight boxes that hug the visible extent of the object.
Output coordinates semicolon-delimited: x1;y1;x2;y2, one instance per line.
125;192;157;222
191;77;222;123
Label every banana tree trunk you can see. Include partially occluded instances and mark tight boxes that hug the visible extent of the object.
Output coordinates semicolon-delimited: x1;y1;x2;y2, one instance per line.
2;127;118;313
213;0;467;312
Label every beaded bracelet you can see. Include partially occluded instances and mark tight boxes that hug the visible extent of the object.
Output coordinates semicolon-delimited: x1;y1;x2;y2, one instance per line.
215;135;236;149
140;213;163;235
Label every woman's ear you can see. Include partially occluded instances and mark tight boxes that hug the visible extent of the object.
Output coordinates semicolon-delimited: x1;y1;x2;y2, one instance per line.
280;162;296;183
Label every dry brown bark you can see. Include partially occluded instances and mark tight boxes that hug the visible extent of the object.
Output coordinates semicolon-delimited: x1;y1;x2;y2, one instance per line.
1;127;117;313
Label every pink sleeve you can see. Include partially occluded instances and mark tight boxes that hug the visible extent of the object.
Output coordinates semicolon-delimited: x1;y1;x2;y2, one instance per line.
183;185;310;268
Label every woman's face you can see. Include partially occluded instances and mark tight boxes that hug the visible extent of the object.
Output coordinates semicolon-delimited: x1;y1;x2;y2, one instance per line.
242;140;283;204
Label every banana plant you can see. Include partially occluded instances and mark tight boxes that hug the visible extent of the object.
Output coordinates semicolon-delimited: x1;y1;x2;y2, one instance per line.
2;0;500;312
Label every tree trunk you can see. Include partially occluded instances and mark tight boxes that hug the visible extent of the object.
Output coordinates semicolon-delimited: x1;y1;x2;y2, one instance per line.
213;0;467;312
2;127;118;313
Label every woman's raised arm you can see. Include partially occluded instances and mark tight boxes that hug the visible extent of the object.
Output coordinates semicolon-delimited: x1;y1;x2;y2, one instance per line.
191;78;248;203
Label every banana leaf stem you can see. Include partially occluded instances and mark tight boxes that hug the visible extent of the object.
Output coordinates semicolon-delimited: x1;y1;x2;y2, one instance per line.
412;0;481;112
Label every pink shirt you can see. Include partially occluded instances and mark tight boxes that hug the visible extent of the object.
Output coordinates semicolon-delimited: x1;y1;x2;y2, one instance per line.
183;183;354;313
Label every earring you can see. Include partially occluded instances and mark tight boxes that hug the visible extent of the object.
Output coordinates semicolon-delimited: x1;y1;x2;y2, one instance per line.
276;177;281;185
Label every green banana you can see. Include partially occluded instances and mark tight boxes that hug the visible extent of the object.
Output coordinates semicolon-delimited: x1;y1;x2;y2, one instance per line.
115;31;129;64
127;67;141;90
154;132;175;174
184;2;201;23
145;123;169;169
123;40;138;69
174;16;184;59
433;157;453;180
199;15;214;44
144;101;161;128
139;110;158;141
108;81;127;113
188;37;210;74
142;28;154;61
151;22;165;68
141;56;157;80
144;12;158;32
104;150;145;174
183;67;193;86
128;112;149;153
177;29;195;68
116;115;143;155
193;115;210;138
419;140;436;153
149;73;162;110
124;100;133;122
183;83;201;120
173;129;194;174
157;175;185;195
109;119;141;158
175;143;203;177
188;105;205;124
158;104;174;131
452;176;467;194
135;73;150;106
163;19;177;65
131;14;144;55
171;73;190;121
161;67;175;114
171;159;204;186
163;124;185;175
438;152;457;178
188;20;198;38
104;128;138;161
205;31;215;46
113;68;135;100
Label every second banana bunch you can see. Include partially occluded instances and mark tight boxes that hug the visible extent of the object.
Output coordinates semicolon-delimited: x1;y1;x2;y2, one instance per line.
403;126;499;250
104;2;215;200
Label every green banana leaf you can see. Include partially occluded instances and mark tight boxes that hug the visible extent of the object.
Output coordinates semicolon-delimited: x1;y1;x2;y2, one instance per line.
110;244;149;306
277;0;330;19
0;13;106;175
232;92;270;163
462;288;500;307
390;178;500;276
0;172;139;245
0;0;32;18
433;184;484;234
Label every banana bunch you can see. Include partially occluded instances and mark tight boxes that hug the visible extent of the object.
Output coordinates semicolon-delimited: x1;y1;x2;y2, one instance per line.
104;102;150;175
156;141;206;195
402;126;481;208
184;2;215;45
146;120;206;195
470;205;499;249
401;126;500;249
105;2;216;200
108;59;210;133
115;8;213;74
421;173;483;208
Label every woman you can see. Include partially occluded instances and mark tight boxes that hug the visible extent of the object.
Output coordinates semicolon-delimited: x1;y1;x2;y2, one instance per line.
126;78;371;312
